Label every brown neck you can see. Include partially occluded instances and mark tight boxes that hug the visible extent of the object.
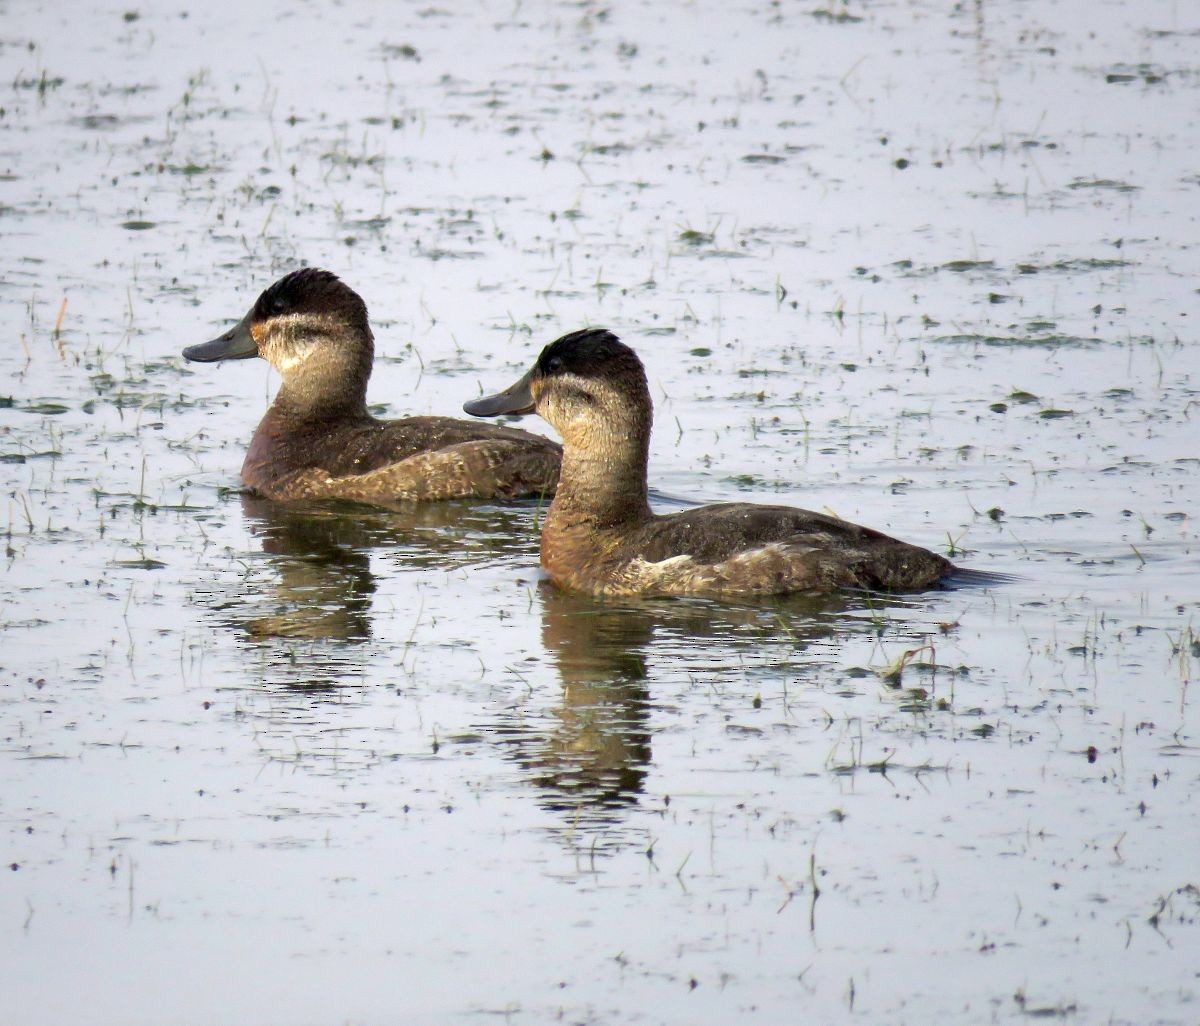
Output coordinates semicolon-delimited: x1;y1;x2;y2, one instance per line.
548;421;652;530
271;380;370;424
269;351;372;425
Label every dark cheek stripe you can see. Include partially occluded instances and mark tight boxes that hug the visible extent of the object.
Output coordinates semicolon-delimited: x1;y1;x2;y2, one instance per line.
560;385;594;406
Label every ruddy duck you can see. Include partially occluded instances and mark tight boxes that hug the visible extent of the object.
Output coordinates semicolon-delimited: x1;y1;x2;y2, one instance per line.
183;269;560;503
465;329;965;597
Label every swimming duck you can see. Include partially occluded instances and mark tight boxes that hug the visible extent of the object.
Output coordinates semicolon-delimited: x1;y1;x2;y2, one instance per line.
183;269;560;503
464;329;961;597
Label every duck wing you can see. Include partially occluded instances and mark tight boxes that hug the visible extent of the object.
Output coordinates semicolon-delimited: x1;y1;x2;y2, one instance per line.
326;416;560;478
258;417;560;503
629;503;952;594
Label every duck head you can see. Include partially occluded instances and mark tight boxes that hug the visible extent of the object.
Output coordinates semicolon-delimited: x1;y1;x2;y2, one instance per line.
464;328;651;448
184;269;373;408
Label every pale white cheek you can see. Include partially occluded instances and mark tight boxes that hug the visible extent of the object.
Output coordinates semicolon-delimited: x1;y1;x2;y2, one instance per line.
274;342;317;374
547;398;592;437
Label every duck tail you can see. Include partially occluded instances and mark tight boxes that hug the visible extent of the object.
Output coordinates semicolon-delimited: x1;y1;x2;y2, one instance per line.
944;565;1020;587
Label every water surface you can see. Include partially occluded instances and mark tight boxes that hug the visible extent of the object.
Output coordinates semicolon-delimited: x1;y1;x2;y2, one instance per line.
1;0;1197;1023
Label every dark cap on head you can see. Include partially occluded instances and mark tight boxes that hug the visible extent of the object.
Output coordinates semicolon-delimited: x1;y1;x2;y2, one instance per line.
252;268;361;322
183;268;366;364
534;328;629;376
463;328;635;418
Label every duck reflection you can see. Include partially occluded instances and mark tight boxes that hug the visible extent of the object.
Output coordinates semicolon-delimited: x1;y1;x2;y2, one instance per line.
204;493;922;833
501;585;657;813
211;493;542;692
239;495;377;643
495;584;874;841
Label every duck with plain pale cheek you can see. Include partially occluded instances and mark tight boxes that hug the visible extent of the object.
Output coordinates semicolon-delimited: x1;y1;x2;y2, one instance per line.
464;329;973;598
183;269;560;504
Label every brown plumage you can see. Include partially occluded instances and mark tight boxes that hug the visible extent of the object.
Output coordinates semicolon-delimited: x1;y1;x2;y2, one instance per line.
184;269;560;504
464;329;962;598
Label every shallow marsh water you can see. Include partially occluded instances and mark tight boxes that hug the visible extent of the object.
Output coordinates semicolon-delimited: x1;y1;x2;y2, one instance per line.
1;0;1198;1023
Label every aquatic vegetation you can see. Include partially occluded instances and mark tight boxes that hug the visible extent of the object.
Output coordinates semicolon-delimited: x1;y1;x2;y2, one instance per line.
0;1;1196;1024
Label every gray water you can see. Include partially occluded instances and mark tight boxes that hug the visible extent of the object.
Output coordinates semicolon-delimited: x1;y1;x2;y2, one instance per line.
1;0;1197;1023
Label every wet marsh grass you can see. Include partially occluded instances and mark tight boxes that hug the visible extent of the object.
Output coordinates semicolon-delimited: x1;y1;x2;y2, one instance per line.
1;0;1199;1023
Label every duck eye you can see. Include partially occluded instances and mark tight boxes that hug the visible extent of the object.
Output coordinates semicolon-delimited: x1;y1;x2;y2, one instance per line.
269;295;289;315
547;356;564;373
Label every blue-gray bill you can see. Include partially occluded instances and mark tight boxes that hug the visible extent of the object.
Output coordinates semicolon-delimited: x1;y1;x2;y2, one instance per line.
183;311;258;363
463;367;536;417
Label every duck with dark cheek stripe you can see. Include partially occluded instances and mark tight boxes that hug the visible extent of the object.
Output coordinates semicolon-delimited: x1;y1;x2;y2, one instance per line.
184;269;560;504
465;329;1003;598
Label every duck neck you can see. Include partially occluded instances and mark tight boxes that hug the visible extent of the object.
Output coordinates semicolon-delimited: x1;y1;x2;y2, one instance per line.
272;377;370;424
550;421;652;530
269;343;373;425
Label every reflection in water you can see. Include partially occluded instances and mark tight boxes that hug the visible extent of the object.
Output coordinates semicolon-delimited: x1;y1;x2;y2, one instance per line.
197;492;930;831
241;496;377;644
200;493;542;693
502;586;657;812
493;584;896;846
